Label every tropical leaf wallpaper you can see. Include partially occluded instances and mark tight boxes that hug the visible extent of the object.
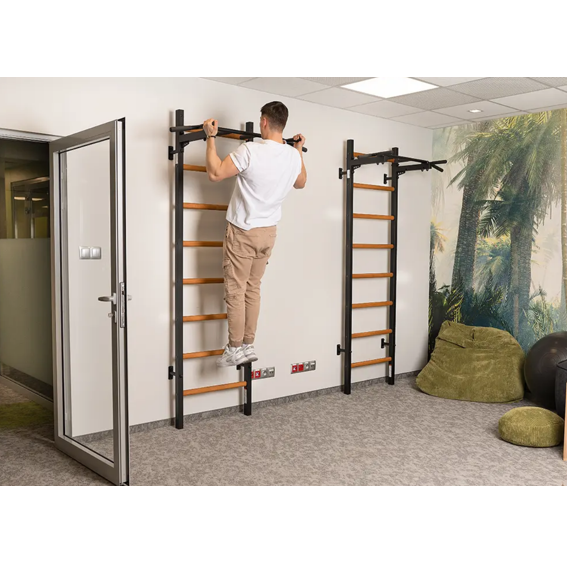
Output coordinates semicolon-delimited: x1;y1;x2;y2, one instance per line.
430;110;567;353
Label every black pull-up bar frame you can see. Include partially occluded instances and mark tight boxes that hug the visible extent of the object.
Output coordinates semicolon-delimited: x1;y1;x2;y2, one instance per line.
169;123;308;157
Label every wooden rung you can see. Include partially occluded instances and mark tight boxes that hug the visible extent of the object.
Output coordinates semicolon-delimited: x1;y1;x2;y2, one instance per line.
353;301;393;309
353;183;394;192
184;203;228;211
183;313;227;322
352;329;392;339
183;349;224;359
353;273;394;279
352;357;392;368
353;244;394;249
183;241;223;248
183;278;224;285
183;381;247;396
353;213;394;221
183;164;207;172
353;153;395;162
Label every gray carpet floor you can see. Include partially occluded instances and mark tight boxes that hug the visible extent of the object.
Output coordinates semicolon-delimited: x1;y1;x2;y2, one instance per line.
1;379;566;486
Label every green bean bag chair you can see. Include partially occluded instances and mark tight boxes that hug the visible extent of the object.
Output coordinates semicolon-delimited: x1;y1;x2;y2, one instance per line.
416;321;525;403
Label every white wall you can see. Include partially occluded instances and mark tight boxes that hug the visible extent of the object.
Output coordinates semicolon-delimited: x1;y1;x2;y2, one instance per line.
0;78;432;427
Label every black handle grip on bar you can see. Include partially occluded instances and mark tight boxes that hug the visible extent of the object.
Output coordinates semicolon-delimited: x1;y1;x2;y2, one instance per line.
284;138;307;153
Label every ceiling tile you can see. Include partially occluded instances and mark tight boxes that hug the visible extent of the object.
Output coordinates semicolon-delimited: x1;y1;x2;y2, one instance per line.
469;111;528;122
349;100;423;118
432;120;474;130
390;112;467;128
240;77;327;97
491;88;567;110
206;77;256;85
387;88;481;110
414;77;485;87
449;77;547;99
433;100;519;120
531;77;567;87
298;87;380;108
301;77;372;87
527;104;567;113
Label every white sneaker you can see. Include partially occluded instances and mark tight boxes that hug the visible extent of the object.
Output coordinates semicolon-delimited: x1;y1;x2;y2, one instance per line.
216;345;247;368
242;344;258;363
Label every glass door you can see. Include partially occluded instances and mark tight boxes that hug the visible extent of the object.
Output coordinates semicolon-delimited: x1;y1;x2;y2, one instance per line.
50;119;129;486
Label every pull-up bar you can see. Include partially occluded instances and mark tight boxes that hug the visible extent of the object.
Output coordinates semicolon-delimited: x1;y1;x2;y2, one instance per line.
347;150;446;173
169;123;308;154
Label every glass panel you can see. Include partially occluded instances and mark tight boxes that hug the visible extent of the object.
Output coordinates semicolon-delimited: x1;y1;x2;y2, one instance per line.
63;140;114;462
0;141;52;401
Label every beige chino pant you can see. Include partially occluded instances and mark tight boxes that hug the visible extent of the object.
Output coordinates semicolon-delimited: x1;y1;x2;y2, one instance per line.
223;222;277;348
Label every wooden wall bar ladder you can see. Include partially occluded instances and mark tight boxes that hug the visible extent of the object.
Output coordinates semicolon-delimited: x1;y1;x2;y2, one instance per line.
168;110;309;429
167;110;255;429
337;140;446;394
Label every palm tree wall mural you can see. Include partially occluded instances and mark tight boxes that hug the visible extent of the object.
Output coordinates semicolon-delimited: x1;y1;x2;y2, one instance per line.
430;109;567;353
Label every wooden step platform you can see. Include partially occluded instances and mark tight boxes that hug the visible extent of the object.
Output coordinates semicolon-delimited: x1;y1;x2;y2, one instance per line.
183;278;224;285
353;273;393;279
184;381;246;396
183;164;207;172
352;357;392;368
183;241;223;248
183;203;228;211
183;313;227;322
183;349;224;359
353;183;394;192
353;213;394;220
352;301;393;309
352;329;392;339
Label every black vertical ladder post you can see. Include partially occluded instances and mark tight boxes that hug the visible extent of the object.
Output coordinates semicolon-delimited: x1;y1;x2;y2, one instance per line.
342;139;355;394
242;120;255;416
167;114;306;428
387;147;399;385
337;142;446;393
174;109;185;429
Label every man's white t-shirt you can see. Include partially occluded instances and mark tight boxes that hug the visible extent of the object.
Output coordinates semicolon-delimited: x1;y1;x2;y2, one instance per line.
227;139;302;230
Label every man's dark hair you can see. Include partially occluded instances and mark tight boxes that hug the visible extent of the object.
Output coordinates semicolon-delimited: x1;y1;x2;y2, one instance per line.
261;101;289;131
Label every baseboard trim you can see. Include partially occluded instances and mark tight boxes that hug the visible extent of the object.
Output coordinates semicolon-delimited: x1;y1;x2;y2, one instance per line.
129;370;420;434
0;374;54;411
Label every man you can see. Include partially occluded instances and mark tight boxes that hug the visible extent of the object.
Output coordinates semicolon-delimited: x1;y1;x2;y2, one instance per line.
203;101;307;367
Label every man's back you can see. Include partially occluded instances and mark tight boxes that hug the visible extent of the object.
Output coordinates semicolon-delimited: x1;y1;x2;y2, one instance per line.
227;139;302;230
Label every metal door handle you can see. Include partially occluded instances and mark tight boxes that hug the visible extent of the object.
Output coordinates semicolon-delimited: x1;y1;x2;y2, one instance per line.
98;293;116;304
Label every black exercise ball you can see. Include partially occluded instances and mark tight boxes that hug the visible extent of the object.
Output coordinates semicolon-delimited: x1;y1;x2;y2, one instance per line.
524;332;567;410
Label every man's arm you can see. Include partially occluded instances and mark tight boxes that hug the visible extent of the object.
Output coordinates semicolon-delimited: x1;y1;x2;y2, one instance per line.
203;118;239;182
293;133;307;189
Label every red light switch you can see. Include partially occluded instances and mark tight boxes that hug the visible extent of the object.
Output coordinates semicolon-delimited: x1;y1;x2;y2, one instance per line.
254;370;261;379
292;364;298;374
298;364;304;372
